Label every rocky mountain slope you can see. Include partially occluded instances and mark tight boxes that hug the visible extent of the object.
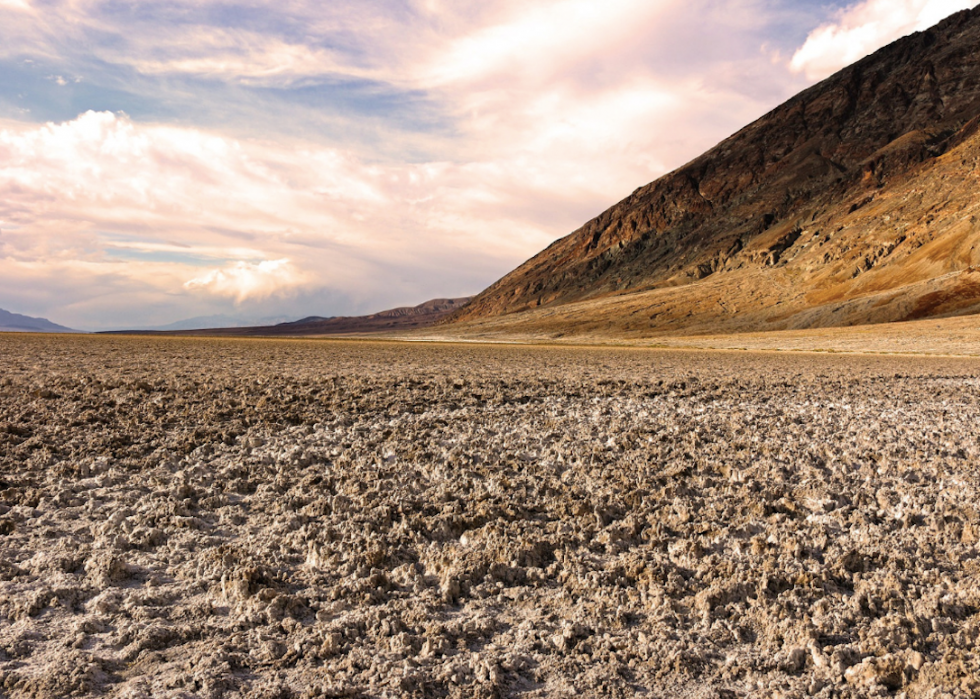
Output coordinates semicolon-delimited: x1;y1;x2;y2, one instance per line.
449;7;980;337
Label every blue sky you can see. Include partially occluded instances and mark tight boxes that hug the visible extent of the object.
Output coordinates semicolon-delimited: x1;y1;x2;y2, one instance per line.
0;0;975;329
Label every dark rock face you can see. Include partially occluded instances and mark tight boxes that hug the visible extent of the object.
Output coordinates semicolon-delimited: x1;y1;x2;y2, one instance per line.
451;7;980;334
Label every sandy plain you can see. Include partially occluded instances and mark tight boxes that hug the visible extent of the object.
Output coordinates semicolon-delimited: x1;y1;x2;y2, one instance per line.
1;333;979;698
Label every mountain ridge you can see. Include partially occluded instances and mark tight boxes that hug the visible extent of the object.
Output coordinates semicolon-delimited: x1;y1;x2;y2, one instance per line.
106;298;472;337
113;314;299;333
0;308;78;334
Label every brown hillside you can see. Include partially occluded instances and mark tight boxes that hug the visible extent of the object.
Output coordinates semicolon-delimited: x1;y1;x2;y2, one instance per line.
449;7;980;336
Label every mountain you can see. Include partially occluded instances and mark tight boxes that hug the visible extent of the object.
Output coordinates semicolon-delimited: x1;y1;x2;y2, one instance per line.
448;7;980;338
126;314;298;332
130;298;472;336
0;308;78;334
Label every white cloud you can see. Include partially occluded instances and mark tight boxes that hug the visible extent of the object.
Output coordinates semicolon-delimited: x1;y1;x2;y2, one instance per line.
0;0;31;11
419;0;678;87
184;258;307;302
790;0;978;81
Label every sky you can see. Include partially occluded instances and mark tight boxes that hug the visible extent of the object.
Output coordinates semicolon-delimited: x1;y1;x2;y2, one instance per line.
0;0;976;330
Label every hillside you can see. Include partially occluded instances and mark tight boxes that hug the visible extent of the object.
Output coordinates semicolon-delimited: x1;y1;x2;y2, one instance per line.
448;7;980;337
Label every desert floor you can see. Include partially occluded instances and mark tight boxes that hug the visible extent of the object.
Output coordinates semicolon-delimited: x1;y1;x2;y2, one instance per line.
413;312;980;358
1;334;979;698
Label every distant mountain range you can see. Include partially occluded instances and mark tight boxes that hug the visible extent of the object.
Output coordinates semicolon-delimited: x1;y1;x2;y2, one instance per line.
120;314;297;332
0;308;79;334
448;7;980;339
108;298;472;336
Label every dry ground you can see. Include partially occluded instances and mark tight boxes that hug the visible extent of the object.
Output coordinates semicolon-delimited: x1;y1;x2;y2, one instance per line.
414;312;980;357
1;334;979;699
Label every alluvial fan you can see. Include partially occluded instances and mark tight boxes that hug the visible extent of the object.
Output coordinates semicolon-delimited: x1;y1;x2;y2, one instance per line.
0;334;978;698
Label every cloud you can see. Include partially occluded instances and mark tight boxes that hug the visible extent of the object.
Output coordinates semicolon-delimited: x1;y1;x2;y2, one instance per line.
0;0;30;12
418;0;678;87
121;29;374;86
0;111;577;327
184;258;307;302
0;0;858;329
790;0;978;80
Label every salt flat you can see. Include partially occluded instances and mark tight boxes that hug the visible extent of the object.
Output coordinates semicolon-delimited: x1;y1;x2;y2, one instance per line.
1;334;978;698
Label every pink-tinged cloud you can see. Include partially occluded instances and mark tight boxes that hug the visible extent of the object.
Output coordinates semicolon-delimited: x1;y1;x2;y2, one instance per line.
418;0;680;87
0;111;593;326
790;0;979;80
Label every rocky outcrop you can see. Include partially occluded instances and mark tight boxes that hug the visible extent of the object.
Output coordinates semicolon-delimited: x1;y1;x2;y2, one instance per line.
450;7;980;336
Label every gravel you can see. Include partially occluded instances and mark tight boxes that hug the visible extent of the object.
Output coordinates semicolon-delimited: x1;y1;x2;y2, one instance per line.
1;334;979;699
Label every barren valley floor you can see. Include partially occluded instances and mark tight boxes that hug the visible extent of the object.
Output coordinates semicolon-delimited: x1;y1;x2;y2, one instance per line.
1;334;979;698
